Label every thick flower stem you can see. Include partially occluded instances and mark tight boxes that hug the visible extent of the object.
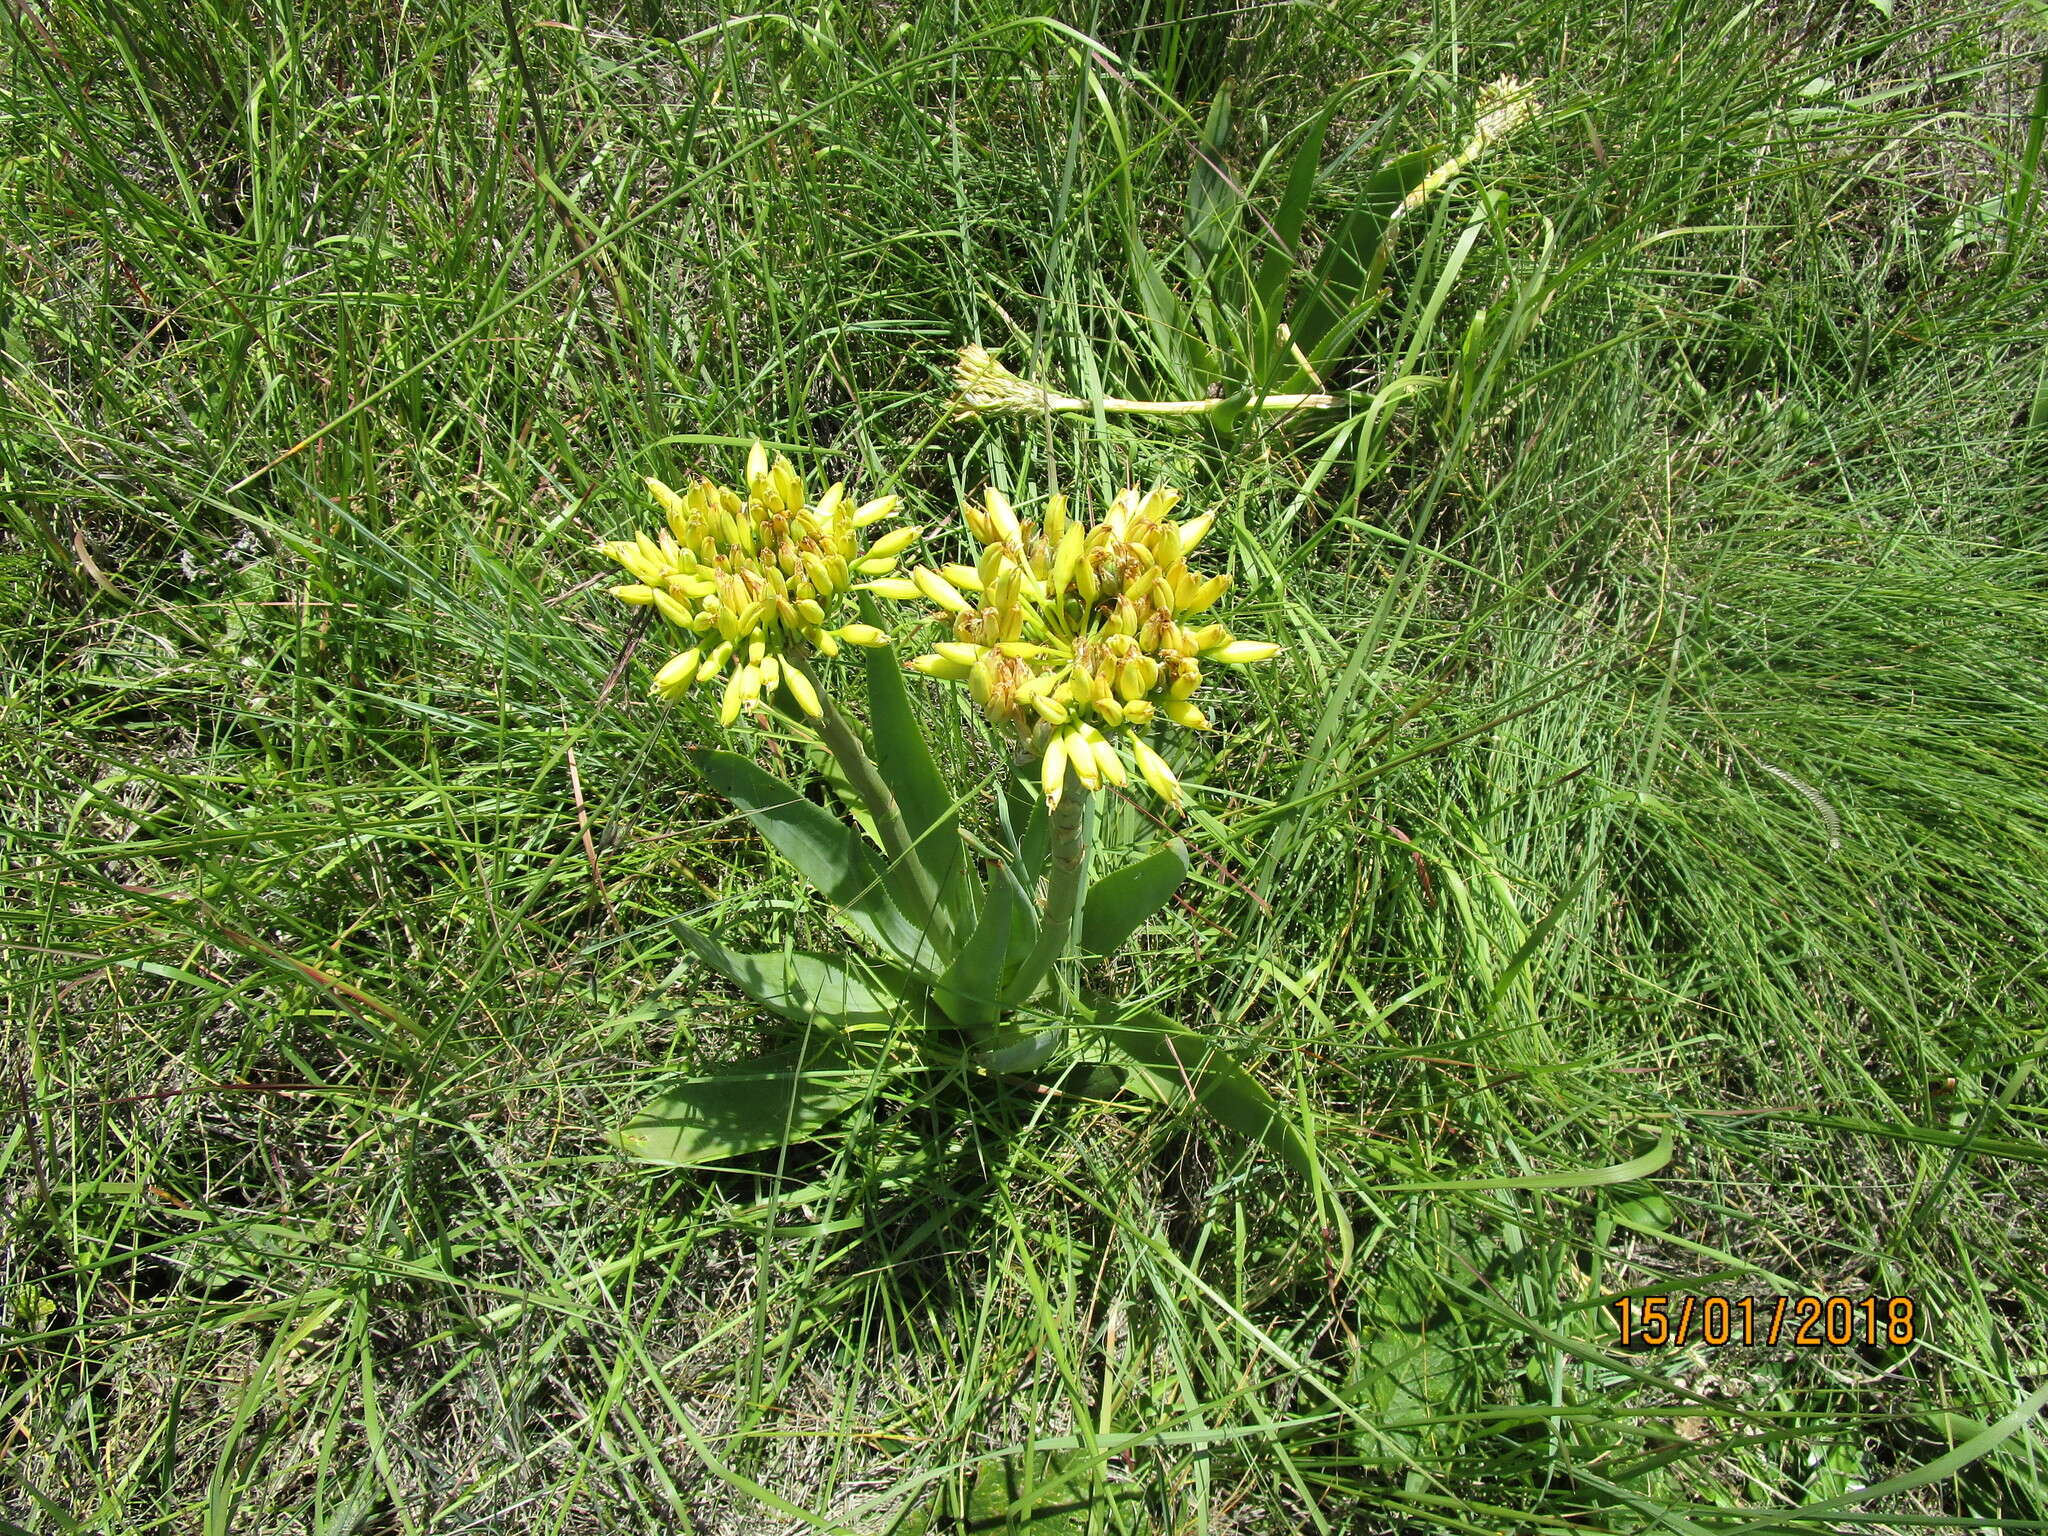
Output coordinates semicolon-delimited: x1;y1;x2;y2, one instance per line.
1001;768;1090;1009
788;658;945;938
1097;393;1336;415
1014;393;1338;418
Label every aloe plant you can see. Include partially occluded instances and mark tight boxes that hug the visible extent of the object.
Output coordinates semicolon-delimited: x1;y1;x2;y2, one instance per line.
599;449;1326;1206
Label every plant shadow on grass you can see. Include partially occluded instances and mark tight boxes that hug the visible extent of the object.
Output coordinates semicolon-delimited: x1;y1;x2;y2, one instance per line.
636;1052;1132;1220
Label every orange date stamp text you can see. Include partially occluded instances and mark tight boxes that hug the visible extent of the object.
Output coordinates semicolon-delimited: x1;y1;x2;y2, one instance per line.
1609;1294;1920;1348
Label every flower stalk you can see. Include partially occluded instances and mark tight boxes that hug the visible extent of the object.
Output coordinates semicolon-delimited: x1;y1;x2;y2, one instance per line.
787;654;946;938
952;345;1335;421
1000;766;1090;1008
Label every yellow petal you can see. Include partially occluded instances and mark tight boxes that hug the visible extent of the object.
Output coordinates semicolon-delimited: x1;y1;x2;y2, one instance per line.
1174;510;1216;553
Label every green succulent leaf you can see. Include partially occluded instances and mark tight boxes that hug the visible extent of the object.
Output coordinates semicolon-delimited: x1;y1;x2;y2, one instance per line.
1081;996;1342;1264
1285;146;1437;369
1078;839;1190;959
610;1041;870;1167
932;866;1013;1028
1080;998;1313;1177
1248;101;1337;385
858;594;971;926
999;762;1050;883
1185;88;1237;278
989;859;1041;977
688;748;938;976
667;922;912;1034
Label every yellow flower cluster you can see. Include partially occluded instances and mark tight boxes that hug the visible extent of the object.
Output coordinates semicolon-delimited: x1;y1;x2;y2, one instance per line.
600;442;913;725
873;485;1280;809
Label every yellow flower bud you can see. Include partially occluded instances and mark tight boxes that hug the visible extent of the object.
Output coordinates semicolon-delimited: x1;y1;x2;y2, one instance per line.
1181;572;1231;614
1174;510;1216;554
644;476;689;519
933;641;984;668
1210;639;1282;664
783;663;823;718
1068;732;1102;792
720;665;753;726
1075;554;1098;604
610;584;658;605
652;649;700;698
866;524;921;560
985;486;1021;544
834;623;891;647
1132;736;1181;807
1081;726;1127;787
1138;486;1181;523
1051;523;1084;596
1041;732;1070;807
912;566;973;614
907;652;974;680
940;563;985;591
861;578;923;601
1043;493;1068;545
